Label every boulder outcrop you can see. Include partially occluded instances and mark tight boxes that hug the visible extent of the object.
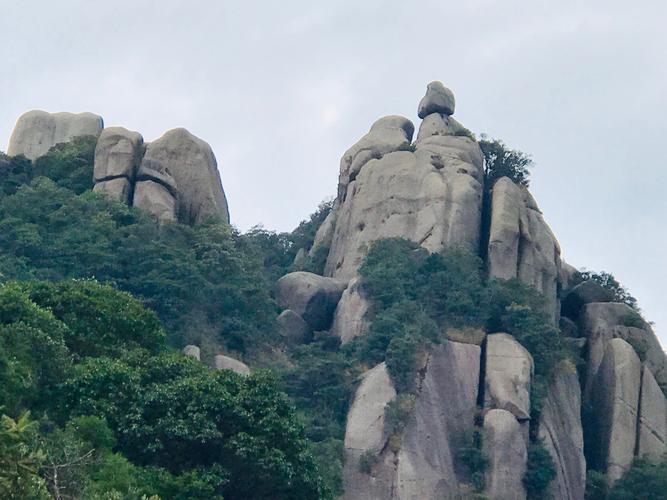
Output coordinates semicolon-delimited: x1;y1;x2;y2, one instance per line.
182;345;201;361
337;115;415;202
93;127;143;182
140;128;229;224
342;342;481;500
581;302;667;398
275;272;347;331
8;110;103;160
637;366;667;461
133;180;177;222
213;354;250;375
276;309;310;345
92;177;132;203
538;360;586;500
484;333;533;421
331;277;370;344
487;177;562;321
561;280;614;318
483;409;527;500
590;338;641;482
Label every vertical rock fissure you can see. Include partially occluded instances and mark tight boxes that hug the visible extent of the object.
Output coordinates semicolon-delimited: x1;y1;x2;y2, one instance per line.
633;364;645;457
476;335;488;407
478;180;492;272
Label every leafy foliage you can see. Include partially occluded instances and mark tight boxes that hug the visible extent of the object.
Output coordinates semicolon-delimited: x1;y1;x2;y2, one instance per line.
0;177;275;355
608;457;667;500
574;270;639;311
479;136;533;187
523;440;557;499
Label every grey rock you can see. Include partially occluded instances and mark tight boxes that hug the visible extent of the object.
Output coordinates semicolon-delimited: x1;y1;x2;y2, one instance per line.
444;327;486;346
483;409;527;500
590;338;641;483
637;366;667;461
140;128;229;224
581;302;667;400
325;135;484;281
308;207;337;260
561;280;614;318
8;110;103;160
344;363;396;453
538;360;586;500
275;272;347;331
337;115;414;202
415;113;467;142
393;342;481;499
484;333;533;420
560;261;580;289
183;345;201;361
276;309;310;345
93;127;143;182
93;177;132;204
213;354;250;375
331;277;370;345
133;180;177;223
487;177;562;321
417;81;455;118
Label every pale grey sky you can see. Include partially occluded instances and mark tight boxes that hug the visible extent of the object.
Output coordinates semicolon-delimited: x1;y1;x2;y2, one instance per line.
2;0;665;343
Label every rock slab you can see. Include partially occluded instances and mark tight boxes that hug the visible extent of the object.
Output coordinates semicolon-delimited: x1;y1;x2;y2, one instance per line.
483;409;527;500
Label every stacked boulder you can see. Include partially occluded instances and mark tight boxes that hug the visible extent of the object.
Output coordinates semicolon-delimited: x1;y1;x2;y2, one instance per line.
6;110;229;225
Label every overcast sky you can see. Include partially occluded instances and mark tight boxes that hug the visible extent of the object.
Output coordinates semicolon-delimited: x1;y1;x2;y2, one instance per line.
2;0;665;344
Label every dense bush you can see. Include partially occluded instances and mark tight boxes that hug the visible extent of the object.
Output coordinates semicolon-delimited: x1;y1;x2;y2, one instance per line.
0;279;328;499
479;136;533;187
523;440;557;499
574;270;639;311
608;458;667;500
0;177;275;355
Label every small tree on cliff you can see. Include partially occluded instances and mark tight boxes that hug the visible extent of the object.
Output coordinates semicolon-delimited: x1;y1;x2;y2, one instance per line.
479;135;533;188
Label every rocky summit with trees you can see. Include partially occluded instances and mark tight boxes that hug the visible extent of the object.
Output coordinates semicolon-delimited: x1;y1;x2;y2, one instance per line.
0;82;665;500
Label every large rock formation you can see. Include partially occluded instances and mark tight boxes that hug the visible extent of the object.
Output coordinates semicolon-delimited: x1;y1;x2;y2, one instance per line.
323;87;484;281
637;366;667;461
581;302;667;398
330;277;370;345
487;176;562;320
342;342;481;500
8;110;103;160
484;333;533;421
139;128;229;224
275;272;347;331
590;338;642;482
538;360;586;500
213;354;250;375
483;409;528;500
93;127;144;203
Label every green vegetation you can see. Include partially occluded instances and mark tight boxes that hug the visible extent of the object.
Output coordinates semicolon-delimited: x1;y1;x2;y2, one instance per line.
0;279;327;499
523;440;557;499
479;136;533;187
574;270;639;311
608;458;667;500
456;427;488;492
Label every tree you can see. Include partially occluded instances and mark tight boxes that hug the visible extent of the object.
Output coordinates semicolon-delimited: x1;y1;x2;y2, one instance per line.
479;136;533;187
0;412;49;499
574;270;639;311
609;457;667;500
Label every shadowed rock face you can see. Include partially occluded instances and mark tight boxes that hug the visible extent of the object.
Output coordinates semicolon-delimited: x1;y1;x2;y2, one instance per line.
274;272;347;331
483;409;527;500
590;338;641;482
538;360;586;500
342;342;481;500
637;366;667;461
487;177;562;321
8;110;103;160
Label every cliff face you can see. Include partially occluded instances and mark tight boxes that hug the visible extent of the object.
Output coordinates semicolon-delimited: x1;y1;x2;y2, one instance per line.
5;82;666;499
278;82;666;498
